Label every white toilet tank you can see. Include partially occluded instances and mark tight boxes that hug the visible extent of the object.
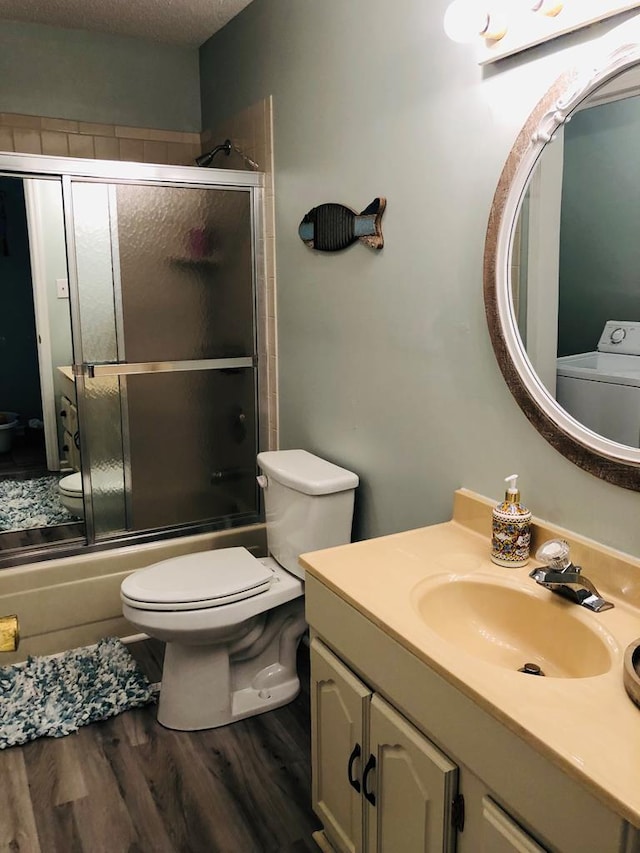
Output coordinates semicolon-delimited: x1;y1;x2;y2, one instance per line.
257;450;358;579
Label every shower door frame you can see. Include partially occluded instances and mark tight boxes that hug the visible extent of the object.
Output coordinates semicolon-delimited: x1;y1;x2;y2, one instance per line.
0;152;266;563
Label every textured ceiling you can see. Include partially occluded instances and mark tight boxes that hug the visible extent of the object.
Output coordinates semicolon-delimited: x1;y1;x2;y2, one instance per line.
0;0;254;47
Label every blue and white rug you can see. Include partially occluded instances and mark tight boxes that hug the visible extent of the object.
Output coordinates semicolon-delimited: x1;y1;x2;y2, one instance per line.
0;637;156;749
0;475;76;531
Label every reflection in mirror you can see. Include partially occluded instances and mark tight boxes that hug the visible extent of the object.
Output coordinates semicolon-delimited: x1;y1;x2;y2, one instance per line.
484;32;640;490
0;175;85;551
513;66;640;449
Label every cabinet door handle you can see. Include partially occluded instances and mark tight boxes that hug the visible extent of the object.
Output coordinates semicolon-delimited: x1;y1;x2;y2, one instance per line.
347;743;361;792
362;754;376;806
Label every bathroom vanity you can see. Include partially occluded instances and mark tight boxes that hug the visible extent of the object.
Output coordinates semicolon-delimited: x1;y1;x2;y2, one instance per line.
301;490;640;853
57;366;80;471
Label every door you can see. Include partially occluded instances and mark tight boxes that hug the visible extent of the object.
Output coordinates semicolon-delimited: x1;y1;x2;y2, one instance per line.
521;126;564;397
480;797;548;853
311;638;370;853
65;178;260;541
366;694;458;853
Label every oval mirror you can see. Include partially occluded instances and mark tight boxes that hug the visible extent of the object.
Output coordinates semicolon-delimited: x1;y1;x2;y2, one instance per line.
484;31;640;491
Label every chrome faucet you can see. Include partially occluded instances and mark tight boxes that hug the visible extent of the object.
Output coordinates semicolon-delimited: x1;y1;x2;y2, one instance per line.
529;539;614;613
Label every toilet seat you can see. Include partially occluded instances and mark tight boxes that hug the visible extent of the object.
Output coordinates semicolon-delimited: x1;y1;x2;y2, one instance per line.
120;547;274;612
59;472;82;497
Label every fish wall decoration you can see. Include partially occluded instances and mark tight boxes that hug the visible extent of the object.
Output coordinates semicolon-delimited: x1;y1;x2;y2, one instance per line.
298;197;386;252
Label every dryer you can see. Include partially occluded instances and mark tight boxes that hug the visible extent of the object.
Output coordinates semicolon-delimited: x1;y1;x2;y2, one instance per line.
556;320;640;447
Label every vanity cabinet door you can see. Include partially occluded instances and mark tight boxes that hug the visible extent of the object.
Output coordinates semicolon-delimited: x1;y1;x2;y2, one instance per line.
311;638;371;853
365;694;458;853
480;797;548;853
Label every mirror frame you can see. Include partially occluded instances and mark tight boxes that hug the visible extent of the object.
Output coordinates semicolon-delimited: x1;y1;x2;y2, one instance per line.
484;33;640;491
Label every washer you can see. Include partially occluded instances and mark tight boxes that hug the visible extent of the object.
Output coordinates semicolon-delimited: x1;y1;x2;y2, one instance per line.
557;321;640;446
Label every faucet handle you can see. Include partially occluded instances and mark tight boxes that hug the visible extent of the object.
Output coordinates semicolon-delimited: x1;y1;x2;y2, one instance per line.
535;538;574;571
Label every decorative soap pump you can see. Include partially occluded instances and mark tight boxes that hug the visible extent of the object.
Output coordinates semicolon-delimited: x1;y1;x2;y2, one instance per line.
491;474;532;568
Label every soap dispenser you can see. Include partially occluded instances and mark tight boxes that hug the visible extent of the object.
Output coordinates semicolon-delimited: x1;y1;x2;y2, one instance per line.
491;474;532;567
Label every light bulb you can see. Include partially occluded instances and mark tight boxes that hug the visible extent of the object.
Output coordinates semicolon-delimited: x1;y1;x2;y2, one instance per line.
530;0;563;15
444;0;507;43
484;11;507;40
444;0;490;43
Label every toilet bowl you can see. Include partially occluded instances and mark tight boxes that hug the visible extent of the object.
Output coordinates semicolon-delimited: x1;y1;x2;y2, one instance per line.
58;472;84;518
121;449;358;731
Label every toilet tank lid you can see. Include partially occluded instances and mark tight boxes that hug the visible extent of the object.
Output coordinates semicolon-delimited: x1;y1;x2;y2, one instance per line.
257;449;358;495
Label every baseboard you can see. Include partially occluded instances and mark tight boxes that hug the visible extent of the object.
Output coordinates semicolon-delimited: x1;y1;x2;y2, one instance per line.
311;830;338;852
121;633;149;645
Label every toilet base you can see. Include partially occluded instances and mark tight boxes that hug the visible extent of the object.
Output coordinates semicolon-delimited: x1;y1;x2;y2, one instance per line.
159;673;300;731
157;658;301;731
156;598;306;731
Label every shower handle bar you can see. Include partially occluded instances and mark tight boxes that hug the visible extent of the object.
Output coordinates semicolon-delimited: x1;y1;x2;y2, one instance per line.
79;357;255;378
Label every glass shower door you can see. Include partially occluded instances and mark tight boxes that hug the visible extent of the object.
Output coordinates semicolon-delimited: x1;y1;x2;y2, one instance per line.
66;179;259;542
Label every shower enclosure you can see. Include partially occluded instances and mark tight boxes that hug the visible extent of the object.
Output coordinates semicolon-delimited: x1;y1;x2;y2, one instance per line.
0;153;265;563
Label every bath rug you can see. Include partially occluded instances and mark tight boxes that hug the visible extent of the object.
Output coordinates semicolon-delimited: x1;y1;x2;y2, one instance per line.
0;637;156;749
0;475;77;531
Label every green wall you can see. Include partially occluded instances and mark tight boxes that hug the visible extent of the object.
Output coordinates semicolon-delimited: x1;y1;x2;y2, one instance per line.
0;21;200;131
200;1;640;554
559;96;640;355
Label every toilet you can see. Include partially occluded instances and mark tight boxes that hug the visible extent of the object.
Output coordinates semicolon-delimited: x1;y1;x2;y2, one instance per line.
58;472;84;518
120;449;359;731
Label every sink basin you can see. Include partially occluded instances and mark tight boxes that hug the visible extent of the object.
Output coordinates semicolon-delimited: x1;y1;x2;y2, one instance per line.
412;576;615;678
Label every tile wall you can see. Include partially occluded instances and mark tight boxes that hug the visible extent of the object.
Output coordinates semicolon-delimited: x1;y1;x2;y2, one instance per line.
0;113;201;165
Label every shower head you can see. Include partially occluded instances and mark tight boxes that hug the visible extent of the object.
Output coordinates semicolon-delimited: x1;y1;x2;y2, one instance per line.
195;139;232;167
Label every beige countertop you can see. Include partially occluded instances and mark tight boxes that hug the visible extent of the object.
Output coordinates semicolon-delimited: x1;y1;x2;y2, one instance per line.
57;366;75;383
300;489;640;826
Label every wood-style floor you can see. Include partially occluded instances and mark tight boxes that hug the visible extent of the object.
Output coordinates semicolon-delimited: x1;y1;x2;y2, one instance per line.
0;640;321;852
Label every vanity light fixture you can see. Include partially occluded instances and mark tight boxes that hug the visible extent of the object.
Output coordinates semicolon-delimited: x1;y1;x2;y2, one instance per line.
443;0;563;44
445;0;640;63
